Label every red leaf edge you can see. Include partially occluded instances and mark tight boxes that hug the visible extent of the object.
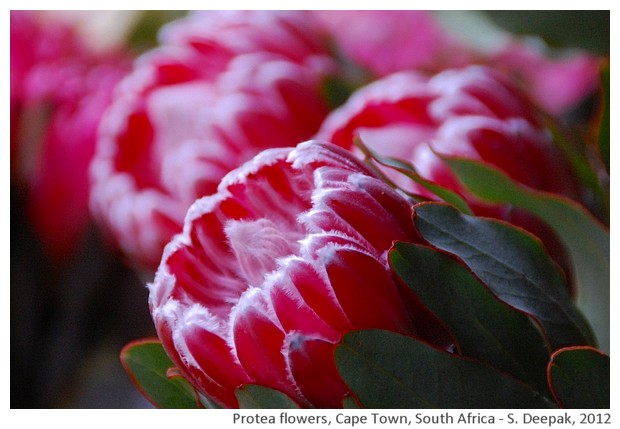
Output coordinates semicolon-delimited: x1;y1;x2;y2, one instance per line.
120;337;170;409
546;345;609;408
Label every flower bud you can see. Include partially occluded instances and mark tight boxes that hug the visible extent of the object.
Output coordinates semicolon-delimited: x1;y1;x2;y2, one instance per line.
148;141;435;407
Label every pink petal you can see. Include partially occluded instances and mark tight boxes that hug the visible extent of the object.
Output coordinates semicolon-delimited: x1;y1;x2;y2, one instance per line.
232;291;300;399
268;272;340;342
288;258;353;333
286;334;350;408
181;324;250;392
324;248;414;333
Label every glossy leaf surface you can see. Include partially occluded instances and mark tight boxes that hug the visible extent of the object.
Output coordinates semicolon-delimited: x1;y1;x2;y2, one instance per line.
441;156;609;352
120;339;199;408
335;329;555;409
548;346;610;409
390;242;550;394
413;202;596;349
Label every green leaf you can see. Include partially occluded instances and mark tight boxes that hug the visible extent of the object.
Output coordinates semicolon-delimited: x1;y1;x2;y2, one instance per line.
354;138;473;214
120;338;200;408
235;384;300;409
413;202;596;350
548;347;610;408
335;329;556;408
390;242;551;395
442;156;609;352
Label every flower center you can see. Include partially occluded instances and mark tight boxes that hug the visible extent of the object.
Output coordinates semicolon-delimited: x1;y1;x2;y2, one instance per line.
225;218;302;286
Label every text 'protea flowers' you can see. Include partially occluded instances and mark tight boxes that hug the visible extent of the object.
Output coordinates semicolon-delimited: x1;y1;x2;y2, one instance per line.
90;10;334;270
147;141;437;408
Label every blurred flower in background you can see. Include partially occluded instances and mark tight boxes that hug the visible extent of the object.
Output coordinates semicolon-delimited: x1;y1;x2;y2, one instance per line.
10;9;609;409
10;10;131;260
90;11;334;271
10;10;162;409
312;10;602;117
312;10;473;76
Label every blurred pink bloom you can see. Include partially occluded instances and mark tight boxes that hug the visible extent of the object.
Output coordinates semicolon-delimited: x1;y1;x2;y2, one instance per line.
487;42;601;116
149;141;444;408
318;66;581;278
90;11;334;270
312;10;471;76
10;11;129;260
313;10;600;116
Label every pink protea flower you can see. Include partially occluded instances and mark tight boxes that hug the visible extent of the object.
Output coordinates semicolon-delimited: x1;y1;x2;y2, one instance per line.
148;141;444;408
90;11;334;270
313;10;600;116
10;10;129;260
317;66;582;279
319;65;582;201
311;10;471;76
487;41;601;116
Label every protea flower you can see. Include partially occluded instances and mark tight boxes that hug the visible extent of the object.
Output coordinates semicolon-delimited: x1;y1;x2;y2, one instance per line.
311;10;471;76
117;13;608;410
486;41;601;116
147;141;444;408
89;11;334;271
129;140;605;410
321;66;583;197
313;10;600;116
318;66;587;280
10;10;129;260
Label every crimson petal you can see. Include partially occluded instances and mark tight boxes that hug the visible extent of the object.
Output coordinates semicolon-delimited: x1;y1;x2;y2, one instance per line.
325;248;414;334
286;334;350;408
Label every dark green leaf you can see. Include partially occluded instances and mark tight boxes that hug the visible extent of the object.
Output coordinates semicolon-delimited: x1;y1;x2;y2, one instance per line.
354;138;473;214
413;202;596;350
390;242;550;395
548;347;610;408
441;157;609;352
120;338;199;408
335;330;555;409
235;384;300;409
